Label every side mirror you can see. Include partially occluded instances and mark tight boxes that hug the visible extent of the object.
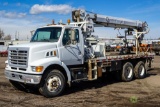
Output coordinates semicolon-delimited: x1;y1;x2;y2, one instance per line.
71;29;75;40
71;29;76;44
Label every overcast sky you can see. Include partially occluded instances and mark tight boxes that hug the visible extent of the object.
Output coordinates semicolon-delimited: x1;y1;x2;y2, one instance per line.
0;0;160;40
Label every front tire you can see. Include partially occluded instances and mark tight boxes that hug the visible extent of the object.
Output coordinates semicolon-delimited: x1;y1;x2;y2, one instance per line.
121;62;134;82
134;61;146;79
39;69;66;98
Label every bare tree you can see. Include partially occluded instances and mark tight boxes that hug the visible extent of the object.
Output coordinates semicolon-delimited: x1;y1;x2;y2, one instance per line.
0;28;4;39
4;34;11;40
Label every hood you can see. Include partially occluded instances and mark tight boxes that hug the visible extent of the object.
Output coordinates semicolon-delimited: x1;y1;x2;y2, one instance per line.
9;42;57;49
9;42;58;63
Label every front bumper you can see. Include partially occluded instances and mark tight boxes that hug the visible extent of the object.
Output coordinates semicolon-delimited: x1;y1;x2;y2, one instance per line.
5;70;42;84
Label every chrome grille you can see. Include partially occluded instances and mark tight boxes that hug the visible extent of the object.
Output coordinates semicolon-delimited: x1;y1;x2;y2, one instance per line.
9;50;28;67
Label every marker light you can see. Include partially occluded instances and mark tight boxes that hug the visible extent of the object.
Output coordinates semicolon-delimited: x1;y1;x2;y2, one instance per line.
67;19;71;24
53;50;57;56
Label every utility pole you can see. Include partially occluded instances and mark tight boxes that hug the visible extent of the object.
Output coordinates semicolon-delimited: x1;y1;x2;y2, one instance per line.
15;31;17;40
18;32;19;40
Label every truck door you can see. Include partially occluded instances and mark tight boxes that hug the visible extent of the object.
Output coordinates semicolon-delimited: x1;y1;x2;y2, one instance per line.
59;28;83;65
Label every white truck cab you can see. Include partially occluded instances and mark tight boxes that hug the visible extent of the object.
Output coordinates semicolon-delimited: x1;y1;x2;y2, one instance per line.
5;25;85;97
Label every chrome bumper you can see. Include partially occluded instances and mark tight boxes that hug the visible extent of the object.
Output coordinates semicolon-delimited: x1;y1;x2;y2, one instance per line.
5;70;42;84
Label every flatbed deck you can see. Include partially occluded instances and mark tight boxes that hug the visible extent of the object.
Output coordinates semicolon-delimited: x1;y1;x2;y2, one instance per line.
95;51;154;62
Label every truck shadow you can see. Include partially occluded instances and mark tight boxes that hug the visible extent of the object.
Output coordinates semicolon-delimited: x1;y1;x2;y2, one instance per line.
64;70;159;96
147;68;160;76
64;76;119;95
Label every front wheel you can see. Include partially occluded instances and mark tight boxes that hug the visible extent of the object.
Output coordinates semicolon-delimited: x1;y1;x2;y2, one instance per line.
39;69;66;98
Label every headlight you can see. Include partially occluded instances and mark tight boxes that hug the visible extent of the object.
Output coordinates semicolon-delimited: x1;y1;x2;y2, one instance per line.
31;66;43;72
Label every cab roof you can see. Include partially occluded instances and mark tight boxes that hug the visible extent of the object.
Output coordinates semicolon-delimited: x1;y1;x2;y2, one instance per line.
38;24;79;29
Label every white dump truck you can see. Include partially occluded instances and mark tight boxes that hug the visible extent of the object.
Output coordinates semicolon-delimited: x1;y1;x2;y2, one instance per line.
5;9;154;97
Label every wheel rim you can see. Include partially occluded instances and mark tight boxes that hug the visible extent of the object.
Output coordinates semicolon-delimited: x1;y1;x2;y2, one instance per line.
139;65;145;76
125;66;133;78
46;76;62;92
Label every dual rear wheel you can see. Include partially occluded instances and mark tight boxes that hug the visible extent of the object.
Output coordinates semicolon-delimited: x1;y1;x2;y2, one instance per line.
121;61;146;82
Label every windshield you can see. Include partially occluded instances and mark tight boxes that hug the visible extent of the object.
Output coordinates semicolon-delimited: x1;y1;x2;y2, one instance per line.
31;27;62;42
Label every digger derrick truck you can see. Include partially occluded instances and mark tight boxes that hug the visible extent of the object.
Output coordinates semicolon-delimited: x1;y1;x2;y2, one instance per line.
5;9;154;97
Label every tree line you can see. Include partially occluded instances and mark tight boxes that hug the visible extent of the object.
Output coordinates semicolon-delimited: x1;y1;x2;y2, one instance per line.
0;28;11;40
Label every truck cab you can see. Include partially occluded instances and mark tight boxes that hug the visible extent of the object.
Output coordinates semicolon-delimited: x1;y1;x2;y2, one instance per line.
5;25;85;97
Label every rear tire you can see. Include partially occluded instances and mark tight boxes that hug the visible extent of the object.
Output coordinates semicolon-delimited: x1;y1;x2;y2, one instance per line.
122;62;134;82
134;61;146;79
39;69;66;98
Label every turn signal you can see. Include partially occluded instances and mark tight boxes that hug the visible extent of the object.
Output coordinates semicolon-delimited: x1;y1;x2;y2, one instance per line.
36;66;43;72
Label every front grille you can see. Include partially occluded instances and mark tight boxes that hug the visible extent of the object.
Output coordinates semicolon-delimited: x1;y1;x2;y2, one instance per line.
9;50;28;67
